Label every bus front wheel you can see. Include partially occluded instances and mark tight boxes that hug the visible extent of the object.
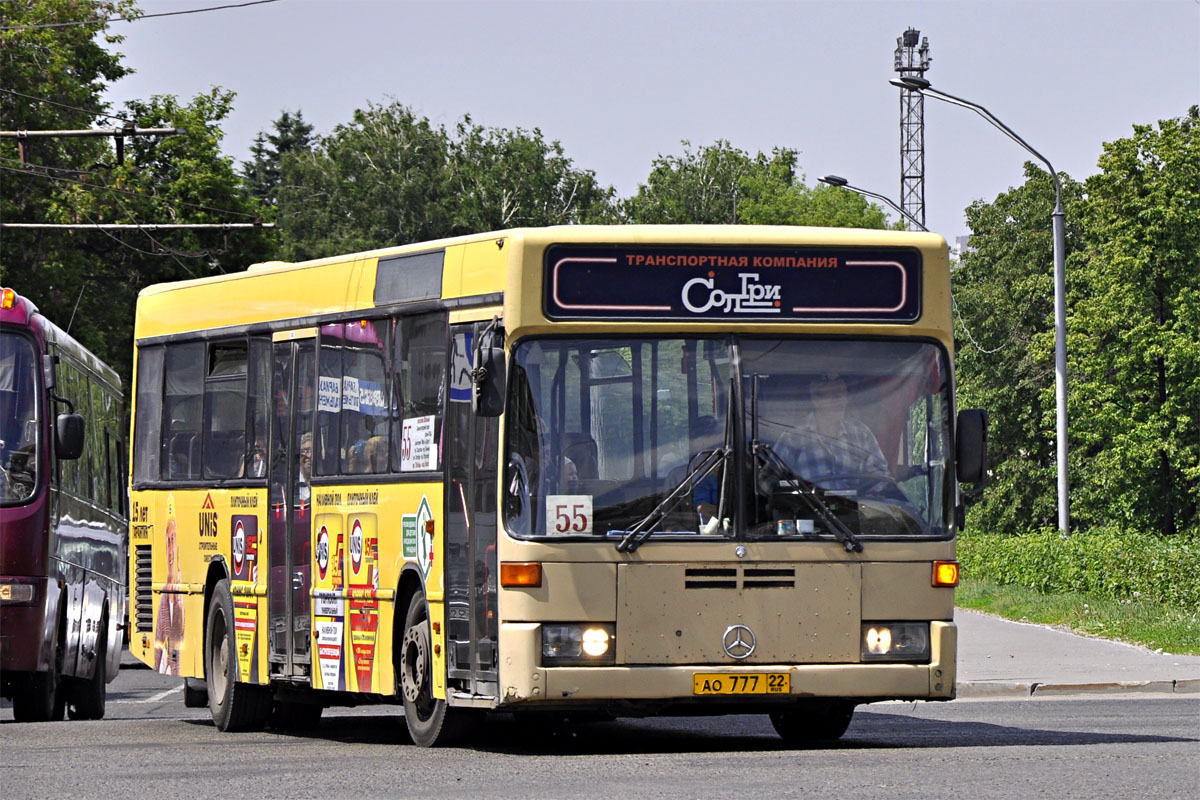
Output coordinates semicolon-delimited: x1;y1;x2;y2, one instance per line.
12;635;65;722
205;580;271;732
769;699;856;744
399;589;470;747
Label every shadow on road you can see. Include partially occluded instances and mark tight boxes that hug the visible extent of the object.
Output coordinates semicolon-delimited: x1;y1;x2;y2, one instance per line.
170;706;1197;754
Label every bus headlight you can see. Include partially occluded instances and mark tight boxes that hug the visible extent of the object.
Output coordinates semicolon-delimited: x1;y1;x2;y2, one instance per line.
541;623;615;665
861;622;930;662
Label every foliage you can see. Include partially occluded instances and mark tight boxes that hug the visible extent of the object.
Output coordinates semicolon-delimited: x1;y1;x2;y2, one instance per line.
275;102;615;261
952;165;1085;532
241;108;312;210
621;140;892;228
958;530;1200;610
1;1;272;385
1067;106;1200;536
955;109;1199;538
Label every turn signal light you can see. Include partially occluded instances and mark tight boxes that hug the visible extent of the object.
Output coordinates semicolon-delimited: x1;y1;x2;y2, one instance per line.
500;562;542;588
932;561;959;587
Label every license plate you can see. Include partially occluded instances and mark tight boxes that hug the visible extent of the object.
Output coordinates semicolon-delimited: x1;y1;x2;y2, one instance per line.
693;673;790;695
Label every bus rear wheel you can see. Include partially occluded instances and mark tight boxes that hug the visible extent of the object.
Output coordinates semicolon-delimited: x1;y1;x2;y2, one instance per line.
399;589;470;747
206;580;271;732
769;699;856;744
67;616;107;720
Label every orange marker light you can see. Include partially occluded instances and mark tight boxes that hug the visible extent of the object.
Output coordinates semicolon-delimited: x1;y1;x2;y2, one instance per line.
1;288;15;309
500;562;542;588
932;561;960;587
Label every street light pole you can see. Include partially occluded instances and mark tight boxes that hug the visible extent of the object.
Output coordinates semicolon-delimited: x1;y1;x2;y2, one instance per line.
891;75;1069;534
818;175;928;231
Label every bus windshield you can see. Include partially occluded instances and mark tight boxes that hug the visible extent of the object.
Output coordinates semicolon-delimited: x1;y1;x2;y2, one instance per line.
503;336;953;541
0;331;39;504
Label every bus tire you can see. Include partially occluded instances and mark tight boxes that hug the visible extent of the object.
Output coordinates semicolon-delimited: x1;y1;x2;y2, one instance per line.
769;699;856;744
12;634;65;722
12;669;64;722
399;589;470;747
67;616;107;720
206;580;271;732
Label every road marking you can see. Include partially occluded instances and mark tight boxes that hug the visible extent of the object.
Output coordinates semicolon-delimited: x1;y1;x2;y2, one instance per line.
119;686;184;704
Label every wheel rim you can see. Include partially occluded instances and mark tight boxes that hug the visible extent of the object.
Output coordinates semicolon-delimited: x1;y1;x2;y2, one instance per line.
210;606;229;706
401;619;432;717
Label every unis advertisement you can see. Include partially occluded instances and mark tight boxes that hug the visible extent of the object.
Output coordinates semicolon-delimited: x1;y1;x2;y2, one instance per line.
229;512;260;683
133;483;442;696
544;244;922;323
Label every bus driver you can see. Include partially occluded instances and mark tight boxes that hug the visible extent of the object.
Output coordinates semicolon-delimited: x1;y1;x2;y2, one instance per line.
774;373;888;491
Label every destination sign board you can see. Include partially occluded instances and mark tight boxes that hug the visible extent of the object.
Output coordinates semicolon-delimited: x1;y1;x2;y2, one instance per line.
544;244;921;322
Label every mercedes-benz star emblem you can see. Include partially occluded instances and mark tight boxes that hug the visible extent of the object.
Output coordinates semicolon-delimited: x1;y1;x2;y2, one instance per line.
722;624;756;659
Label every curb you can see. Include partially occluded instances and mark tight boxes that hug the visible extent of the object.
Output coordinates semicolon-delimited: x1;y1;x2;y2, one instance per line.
956;679;1200;698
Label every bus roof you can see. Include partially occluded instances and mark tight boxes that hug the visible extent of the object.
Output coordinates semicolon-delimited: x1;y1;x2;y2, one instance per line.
133;225;950;342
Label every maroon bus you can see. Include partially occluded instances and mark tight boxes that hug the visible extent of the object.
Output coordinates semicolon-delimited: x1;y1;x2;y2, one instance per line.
0;286;127;721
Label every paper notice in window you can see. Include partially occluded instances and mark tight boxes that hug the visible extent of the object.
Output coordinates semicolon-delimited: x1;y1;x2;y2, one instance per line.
401;415;437;472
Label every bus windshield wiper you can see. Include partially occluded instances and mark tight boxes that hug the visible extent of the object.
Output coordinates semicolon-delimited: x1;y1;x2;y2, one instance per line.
615;446;729;553
755;443;863;553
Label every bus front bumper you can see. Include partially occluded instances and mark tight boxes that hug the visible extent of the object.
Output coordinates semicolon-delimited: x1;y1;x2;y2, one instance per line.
0;577;52;673
493;620;956;710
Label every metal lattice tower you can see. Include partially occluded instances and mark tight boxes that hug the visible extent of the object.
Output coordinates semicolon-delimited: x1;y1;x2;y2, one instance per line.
894;28;931;229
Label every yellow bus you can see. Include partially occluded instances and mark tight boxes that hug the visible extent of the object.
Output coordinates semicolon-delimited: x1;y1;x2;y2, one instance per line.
127;225;986;745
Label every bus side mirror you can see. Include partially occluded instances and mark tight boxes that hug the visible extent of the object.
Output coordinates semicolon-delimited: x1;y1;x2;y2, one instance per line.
472;346;506;418
955;409;988;486
56;413;85;460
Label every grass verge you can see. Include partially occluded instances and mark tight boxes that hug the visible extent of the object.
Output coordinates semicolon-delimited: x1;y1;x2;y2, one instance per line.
956;578;1200;656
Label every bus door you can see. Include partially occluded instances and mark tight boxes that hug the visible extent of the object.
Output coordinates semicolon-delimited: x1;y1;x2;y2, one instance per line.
444;323;499;696
267;334;315;679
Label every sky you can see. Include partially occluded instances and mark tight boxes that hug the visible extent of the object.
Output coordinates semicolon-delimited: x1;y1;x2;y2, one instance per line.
101;0;1200;240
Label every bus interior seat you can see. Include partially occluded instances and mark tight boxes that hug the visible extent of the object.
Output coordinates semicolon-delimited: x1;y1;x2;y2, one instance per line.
561;433;598;480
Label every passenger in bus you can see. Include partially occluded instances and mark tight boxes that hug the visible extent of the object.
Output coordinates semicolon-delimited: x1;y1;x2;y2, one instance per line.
560;456;578;492
297;432;313;502
247;438;267;478
775;373;888;491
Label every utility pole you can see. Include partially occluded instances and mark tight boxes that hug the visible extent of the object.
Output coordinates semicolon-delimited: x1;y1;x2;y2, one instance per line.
893;28;931;229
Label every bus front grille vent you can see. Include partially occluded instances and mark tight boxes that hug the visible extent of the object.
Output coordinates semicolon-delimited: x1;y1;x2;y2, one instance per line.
684;567;795;590
134;545;153;632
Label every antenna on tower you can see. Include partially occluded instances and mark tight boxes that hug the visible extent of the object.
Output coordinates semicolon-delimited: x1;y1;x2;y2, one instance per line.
894;28;931;229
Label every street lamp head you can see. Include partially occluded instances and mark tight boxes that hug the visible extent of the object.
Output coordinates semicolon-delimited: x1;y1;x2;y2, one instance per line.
890;76;931;91
818;175;848;187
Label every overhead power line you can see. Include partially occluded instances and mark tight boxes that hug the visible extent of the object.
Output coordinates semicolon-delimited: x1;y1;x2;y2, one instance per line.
2;223;273;230
0;0;284;31
1;126;184;166
0;88;134;126
0;162;263;220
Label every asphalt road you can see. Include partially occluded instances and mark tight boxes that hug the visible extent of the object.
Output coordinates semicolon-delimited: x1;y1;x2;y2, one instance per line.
2;657;1197;799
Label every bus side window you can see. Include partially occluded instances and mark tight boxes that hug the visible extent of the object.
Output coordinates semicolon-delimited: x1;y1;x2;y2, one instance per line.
391;312;447;473
203;341;249;481
133;346;165;484
161;342;204;481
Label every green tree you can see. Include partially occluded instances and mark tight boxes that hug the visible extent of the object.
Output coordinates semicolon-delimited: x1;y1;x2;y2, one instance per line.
952;164;1085;535
621;140;890;228
1;1;272;383
241;108;312;209
1069;107;1200;536
26;88;273;383
276;101;614;261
